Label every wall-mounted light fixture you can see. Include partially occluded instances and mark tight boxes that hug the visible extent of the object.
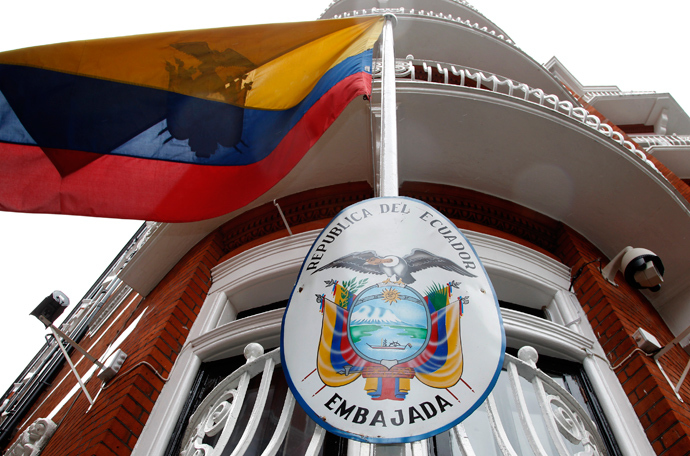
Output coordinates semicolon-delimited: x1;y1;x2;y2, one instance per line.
601;246;664;292
30;291;69;326
30;292;127;405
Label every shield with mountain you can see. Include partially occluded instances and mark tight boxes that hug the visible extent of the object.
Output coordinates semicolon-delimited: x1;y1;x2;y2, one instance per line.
316;273;469;401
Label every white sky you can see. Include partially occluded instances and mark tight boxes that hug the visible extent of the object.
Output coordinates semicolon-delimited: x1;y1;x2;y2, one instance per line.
0;0;688;394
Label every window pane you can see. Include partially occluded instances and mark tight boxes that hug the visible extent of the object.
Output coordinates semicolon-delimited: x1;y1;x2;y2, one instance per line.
460;401;502;455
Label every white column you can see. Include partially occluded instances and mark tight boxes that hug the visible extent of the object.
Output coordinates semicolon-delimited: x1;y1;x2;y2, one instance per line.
379;14;399;198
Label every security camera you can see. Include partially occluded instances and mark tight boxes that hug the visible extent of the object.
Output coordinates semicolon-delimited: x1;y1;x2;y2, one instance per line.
30;291;70;326
601;247;664;292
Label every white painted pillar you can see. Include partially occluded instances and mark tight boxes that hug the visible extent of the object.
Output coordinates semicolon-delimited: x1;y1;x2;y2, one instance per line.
379;14;399;198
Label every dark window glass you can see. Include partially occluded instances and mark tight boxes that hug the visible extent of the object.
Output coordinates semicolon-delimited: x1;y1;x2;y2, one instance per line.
236;300;288;320
499;300;547;319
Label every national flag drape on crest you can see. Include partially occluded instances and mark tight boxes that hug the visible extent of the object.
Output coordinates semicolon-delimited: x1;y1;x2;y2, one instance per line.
0;17;383;222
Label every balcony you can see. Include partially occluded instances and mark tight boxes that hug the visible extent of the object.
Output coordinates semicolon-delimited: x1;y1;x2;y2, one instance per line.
631;135;690;181
632;134;690;148
373;58;659;178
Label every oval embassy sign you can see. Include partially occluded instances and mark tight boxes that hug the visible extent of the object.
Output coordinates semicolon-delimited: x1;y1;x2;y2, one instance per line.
281;197;505;443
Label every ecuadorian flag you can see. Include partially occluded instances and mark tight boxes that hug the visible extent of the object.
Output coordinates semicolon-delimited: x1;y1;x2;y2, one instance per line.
407;286;463;388
317;284;365;387
0;17;383;222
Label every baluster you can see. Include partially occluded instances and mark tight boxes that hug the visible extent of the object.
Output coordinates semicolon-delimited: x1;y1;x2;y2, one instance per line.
506;353;550;456
304;425;326;456
410;439;429;454
422;62;433;82
450;66;465;87
259;390;296;456
449;423;477;456
505;80;515;97
485;393;519;456
544;94;558;108
437;64;449;84
226;356;276;456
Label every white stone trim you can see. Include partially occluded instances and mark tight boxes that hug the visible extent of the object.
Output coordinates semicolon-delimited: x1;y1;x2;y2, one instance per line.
209;231;315;296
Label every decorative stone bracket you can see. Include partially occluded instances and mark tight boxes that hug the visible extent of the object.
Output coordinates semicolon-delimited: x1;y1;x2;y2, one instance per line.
3;418;56;456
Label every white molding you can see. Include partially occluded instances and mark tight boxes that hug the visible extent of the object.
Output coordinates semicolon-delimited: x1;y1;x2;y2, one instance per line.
468;232;568;284
190;310;284;362
87;283;132;336
465;230;570;308
209;228;571;312
502;308;592;362
210;231;316;294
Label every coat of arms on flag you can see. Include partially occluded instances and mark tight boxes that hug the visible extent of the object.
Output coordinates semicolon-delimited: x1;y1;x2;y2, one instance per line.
281;197;505;444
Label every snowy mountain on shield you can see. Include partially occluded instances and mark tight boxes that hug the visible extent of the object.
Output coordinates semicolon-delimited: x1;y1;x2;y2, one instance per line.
350;305;408;326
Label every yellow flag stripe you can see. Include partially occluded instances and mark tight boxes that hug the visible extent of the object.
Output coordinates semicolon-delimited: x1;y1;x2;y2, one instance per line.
245;18;383;109
0;17;383;110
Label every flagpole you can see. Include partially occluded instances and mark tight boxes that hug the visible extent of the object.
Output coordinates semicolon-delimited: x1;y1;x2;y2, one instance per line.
379;13;399;198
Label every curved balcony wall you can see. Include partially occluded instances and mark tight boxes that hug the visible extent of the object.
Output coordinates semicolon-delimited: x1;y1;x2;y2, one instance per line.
120;67;690;329
321;7;572;101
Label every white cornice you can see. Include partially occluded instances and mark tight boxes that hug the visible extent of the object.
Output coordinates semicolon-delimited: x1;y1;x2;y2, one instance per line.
210;228;569;312
465;230;569;291
186;304;593;365
210;231;318;295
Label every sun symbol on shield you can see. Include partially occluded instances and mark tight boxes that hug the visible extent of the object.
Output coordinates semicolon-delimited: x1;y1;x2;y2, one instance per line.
381;288;401;304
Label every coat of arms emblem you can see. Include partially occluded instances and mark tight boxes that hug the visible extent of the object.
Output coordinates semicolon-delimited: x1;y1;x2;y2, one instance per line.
282;197;504;443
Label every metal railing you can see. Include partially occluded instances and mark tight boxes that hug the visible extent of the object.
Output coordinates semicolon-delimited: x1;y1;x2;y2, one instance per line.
179;344;606;455
631;134;690;148
583;90;657;102
321;0;481;16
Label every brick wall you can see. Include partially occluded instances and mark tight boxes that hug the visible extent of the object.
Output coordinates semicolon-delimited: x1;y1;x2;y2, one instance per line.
3;230;225;456
557;226;690;455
